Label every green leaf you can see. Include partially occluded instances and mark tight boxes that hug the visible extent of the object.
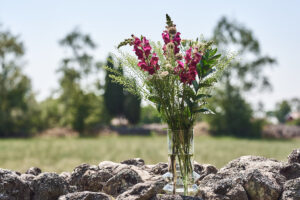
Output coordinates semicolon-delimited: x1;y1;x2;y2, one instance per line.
148;96;160;104
193;108;214;114
192;80;199;92
210;48;217;56
195;94;212;100
209;54;221;61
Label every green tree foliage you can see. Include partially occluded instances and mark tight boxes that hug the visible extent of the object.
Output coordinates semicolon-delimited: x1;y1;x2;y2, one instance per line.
207;17;276;137
273;100;291;123
207;85;261;137
104;56;142;124
104;56;124;117
56;28;103;134
140;105;161;124
0;26;38;137
124;89;141;125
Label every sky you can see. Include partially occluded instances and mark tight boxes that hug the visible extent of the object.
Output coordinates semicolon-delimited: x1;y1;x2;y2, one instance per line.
0;0;299;110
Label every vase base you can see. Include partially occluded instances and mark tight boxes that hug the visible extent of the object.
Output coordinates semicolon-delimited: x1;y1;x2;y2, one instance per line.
163;183;199;196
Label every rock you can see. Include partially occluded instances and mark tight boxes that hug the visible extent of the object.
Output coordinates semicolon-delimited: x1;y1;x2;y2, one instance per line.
70;163;92;184
20;173;35;182
194;163;218;182
197;156;288;200
31;172;69;200
58;191;113;200
103;168;143;196
149;163;168;175
121;158;145;166
116;178;166;200
60;172;71;181
244;169;282;200
25;167;42;176
81;169;112;191
0;169;31;200
280;163;300;180
197;174;248;200
152;194;202;200
280;178;300;200
69;163;112;192
98;161;120;174
288;149;300;164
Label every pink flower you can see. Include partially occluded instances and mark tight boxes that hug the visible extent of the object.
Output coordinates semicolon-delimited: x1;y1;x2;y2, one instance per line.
143;46;152;57
150;54;159;66
133;37;142;46
162;31;170;44
132;36;160;75
162;30;181;55
173;32;181;45
175;47;202;84
185;48;192;64
138;61;148;71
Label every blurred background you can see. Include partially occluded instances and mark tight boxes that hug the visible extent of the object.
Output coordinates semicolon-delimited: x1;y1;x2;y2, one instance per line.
0;0;299;172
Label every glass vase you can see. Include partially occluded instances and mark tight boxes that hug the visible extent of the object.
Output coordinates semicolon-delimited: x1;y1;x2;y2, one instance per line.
163;129;200;196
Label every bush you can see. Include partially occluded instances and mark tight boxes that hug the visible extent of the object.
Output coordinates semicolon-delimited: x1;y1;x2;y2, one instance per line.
206;88;261;138
140;105;161;124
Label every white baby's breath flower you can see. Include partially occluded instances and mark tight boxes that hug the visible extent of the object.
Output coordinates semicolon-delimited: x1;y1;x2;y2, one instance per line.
166;64;172;70
147;75;153;81
160;71;169;78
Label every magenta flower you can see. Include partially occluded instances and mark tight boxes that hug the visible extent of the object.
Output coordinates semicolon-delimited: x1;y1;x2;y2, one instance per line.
162;31;170;44
132;36;160;75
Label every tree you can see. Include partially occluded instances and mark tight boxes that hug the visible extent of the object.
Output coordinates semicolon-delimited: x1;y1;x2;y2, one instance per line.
207;17;276;137
0;25;37;137
140;105;161;124
57;28;101;134
123;83;141;125
273;100;291;123
103;56;124;117
103;56;142;124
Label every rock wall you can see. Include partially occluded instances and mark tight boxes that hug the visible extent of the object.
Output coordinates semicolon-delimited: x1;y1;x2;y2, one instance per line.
0;149;299;200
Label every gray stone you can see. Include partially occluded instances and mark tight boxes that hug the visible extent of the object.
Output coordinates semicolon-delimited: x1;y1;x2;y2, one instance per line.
280;178;300;200
121;158;145;167
60;171;71;182
103;168;143;196
20;173;35;182
288;149;300;164
116;178;166;200
149;163;168;175
58;191;113;200
25;167;42;176
70;163;112;192
194;163;218;182
197;174;248;200
31;172;69;200
280;163;300;180
0;169;31;200
244;169;281;200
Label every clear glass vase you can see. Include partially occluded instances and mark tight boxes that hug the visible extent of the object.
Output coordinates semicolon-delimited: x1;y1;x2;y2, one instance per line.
163;129;200;196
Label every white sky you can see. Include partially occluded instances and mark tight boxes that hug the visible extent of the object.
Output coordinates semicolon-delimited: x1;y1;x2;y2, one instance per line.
0;0;299;110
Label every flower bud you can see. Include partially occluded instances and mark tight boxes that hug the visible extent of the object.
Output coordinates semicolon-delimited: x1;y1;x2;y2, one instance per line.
175;53;183;60
168;26;177;35
166;42;175;50
147;75;153;81
166;64;172;69
160;71;169;78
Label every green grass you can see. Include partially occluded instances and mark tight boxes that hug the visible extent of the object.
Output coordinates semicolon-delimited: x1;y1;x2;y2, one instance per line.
0;135;299;173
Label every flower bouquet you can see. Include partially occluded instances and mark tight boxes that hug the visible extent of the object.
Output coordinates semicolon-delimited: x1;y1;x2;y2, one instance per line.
107;14;233;196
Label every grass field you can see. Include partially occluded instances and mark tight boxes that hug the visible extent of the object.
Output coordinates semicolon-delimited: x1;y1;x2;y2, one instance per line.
0;135;299;173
